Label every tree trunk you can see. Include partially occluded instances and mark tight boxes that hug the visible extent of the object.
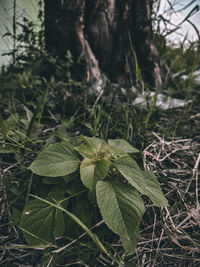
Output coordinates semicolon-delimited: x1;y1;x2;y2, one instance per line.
44;0;162;89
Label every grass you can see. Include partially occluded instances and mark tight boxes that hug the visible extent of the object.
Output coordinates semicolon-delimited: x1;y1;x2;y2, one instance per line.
0;21;200;266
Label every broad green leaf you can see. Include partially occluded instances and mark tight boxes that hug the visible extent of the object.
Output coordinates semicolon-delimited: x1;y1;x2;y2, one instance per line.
80;136;107;155
105;145;127;161
121;226;140;255
96;181;145;253
115;155;147;195
115;155;168;207
30;194;110;256
29;141;80;177
108;139;139;153
69;136;82;147
80;158;110;191
142;170;168;207
48;185;67;199
55;209;65;237
20;199;55;245
74;144;94;158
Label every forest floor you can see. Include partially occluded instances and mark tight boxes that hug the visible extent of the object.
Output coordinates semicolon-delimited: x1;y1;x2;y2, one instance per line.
1;83;200;266
0;40;200;265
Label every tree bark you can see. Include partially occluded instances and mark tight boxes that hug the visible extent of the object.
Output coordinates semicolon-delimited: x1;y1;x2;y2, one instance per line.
44;0;162;88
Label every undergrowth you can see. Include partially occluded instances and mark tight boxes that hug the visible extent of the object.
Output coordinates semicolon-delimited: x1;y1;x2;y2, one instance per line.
0;17;200;267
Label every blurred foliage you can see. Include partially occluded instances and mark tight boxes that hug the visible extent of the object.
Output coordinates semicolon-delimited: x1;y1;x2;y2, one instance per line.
154;33;200;98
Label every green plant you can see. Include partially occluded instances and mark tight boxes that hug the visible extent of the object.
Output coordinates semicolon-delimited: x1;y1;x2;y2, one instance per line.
20;135;168;263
